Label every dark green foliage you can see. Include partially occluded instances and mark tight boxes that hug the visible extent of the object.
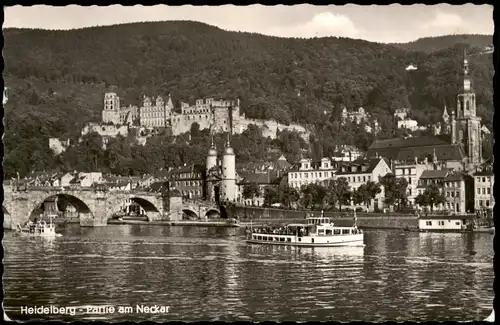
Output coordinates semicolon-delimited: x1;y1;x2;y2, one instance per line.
242;182;260;199
2;23;493;178
415;184;446;212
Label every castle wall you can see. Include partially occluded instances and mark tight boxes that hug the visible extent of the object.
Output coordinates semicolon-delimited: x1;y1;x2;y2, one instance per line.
82;123;129;137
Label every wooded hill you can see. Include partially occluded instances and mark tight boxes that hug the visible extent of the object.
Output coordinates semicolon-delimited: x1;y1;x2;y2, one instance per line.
390;34;492;53
2;22;494;178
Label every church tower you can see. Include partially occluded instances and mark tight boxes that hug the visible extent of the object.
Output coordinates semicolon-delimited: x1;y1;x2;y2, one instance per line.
221;133;236;202
453;50;482;166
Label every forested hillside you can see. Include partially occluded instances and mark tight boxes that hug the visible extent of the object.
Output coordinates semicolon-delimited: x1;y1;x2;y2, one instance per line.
2;22;494;178
390;34;492;53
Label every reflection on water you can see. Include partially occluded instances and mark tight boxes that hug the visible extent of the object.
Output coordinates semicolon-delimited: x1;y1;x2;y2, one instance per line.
3;225;494;322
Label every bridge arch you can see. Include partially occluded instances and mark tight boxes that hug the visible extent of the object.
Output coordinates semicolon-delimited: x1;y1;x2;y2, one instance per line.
31;194;93;221
127;197;160;213
205;208;221;218
182;208;199;220
108;196;161;219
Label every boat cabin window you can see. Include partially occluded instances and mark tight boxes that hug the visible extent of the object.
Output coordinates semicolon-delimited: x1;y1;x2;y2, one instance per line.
334;229;341;235
287;238;291;242
342;229;350;234
318;229;325;235
325;229;332;235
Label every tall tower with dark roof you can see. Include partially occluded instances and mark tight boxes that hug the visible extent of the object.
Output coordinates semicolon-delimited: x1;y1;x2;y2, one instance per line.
453;49;482;166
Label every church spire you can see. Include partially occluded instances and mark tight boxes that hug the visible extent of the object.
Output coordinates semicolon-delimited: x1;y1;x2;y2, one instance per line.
442;103;449;119
463;48;472;92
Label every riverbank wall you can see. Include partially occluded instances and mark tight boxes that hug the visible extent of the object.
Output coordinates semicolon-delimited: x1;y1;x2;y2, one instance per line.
234;206;419;230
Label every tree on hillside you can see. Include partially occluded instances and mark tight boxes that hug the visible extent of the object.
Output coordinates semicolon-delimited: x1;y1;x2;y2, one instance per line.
324;177;351;211
356;181;382;209
394;178;409;210
415;183;445;213
380;174;396;209
299;183;326;210
242;182;260;200
280;184;300;208
263;186;280;207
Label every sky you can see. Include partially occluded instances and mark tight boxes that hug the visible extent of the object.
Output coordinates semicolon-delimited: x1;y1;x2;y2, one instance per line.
3;4;494;43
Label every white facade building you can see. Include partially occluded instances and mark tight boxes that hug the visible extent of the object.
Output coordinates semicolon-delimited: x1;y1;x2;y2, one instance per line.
287;157;337;189
397;118;419;131
474;169;494;210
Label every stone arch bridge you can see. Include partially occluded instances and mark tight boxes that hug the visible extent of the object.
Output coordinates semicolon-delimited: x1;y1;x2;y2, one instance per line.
2;186;220;229
181;199;221;220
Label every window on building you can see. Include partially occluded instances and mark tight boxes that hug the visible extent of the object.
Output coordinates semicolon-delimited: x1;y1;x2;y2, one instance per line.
331;172;334;177
319;172;322;177
477;188;481;195
482;188;486;195
479;200;483;206
426;221;432;226
487;188;491;195
482;177;486;182
486;200;490;207
363;176;366;182
455;191;459;197
447;192;451;197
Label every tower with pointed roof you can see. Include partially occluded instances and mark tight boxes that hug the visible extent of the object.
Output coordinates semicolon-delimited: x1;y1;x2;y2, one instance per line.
453;49;482;167
221;132;237;202
206;134;218;174
442;104;451;134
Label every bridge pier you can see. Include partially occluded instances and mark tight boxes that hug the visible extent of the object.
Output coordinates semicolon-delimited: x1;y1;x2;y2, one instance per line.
4;197;32;230
80;197;108;227
167;195;183;221
147;212;163;221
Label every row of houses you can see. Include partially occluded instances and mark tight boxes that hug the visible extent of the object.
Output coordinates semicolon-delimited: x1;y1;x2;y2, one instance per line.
10;152;493;214
286;153;493;214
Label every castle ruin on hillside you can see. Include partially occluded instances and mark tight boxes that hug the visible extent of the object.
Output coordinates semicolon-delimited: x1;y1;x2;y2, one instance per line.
80;92;310;144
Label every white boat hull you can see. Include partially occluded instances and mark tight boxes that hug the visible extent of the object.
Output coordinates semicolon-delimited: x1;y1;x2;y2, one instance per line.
16;232;62;238
246;233;364;247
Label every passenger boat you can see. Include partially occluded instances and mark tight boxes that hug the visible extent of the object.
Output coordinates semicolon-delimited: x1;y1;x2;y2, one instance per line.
245;213;364;247
15;215;63;238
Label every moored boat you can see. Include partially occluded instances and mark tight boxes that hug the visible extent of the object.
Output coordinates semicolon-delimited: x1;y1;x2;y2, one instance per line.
245;213;364;247
15;215;63;238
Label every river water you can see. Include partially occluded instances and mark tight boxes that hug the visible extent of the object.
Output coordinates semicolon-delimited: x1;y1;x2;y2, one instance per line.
3;225;494;322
